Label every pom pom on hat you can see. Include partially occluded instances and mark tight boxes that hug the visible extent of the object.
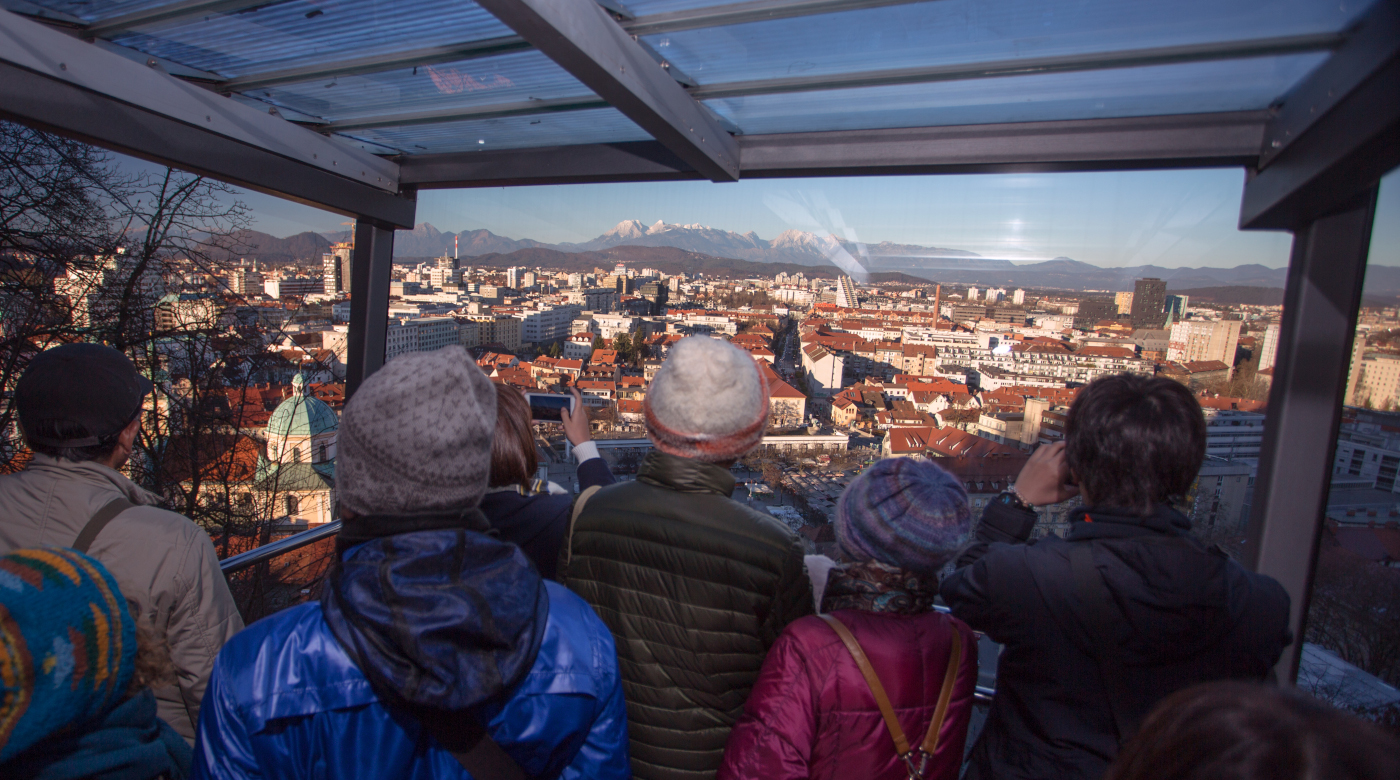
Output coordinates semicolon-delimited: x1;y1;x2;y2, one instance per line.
836;458;973;575
644;337;770;463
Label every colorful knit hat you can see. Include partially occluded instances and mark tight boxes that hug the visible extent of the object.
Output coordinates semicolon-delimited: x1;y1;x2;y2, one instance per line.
0;548;136;764
836;458;973;575
644;336;770;463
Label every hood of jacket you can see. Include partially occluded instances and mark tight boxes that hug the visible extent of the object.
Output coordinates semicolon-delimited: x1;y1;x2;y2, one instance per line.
321;524;548;712
1041;504;1239;666
636;450;736;496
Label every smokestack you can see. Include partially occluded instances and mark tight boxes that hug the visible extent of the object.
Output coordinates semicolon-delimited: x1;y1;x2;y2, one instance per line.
455;235;459;260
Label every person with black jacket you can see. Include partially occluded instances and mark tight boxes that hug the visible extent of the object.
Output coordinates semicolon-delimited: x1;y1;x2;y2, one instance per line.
941;373;1292;780
481;385;614;579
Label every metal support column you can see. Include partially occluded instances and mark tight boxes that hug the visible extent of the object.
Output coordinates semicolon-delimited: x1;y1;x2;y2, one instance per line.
345;221;395;397
1244;188;1378;682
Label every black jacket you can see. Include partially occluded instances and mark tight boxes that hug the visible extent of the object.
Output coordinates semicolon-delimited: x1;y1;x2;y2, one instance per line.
480;457;613;580
560;450;813;780
941;500;1291;780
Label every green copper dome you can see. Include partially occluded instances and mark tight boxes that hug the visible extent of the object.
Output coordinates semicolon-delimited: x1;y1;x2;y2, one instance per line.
267;374;338;439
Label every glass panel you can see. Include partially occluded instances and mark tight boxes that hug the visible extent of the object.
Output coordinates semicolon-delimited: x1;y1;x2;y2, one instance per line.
104;0;514;79
704;54;1329;135
643;0;1362;86
242;51;590;125
346;107;651;154
1305;169;1400;718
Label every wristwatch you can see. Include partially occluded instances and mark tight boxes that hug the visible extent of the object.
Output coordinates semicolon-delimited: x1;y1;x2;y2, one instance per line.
997;487;1035;512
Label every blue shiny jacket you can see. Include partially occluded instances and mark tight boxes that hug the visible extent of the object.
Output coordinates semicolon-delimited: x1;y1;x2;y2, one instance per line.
191;580;630;779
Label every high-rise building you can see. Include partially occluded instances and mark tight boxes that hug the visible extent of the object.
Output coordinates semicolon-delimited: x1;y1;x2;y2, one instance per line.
1167;319;1243;366
1259;322;1280;371
1114;291;1134;314
1012;289;1026;305
1131;278;1168;328
522;271;537;289
835;275;858;308
506;267;522;289
321;253;342;294
1165;294;1189;322
966;287;980;301
330;242;353;292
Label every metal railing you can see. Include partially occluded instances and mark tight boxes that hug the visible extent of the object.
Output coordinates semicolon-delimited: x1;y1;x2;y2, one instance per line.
217;520;1000;704
219;520;341;575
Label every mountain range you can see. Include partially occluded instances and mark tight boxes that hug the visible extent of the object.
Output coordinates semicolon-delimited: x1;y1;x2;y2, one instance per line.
242;220;1400;296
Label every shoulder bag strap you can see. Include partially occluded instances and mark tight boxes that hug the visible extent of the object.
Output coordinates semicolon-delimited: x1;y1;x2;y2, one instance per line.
556;484;603;584
820;613;911;757
443;722;527;780
73;497;134;554
917;626;963;757
1067;542;1134;742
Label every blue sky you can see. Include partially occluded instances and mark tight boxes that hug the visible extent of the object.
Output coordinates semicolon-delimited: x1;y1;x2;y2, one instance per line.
222;164;1399;270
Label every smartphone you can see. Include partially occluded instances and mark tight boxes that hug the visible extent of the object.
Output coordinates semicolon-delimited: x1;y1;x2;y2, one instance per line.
525;392;576;422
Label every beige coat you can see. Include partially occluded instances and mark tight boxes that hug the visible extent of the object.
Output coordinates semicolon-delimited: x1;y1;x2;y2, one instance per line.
0;454;244;741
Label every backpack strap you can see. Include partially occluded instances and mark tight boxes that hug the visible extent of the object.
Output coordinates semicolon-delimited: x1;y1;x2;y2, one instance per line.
821;613;964;779
1067;542;1135;742
556;484;603;584
430;714;527;780
73;497;134;554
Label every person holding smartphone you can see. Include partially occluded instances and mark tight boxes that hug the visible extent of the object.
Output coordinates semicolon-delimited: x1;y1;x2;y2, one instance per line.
482;385;614;579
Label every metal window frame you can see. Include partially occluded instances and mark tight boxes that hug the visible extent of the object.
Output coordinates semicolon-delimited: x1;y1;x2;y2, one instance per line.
1238;0;1400;682
3;5;1397;661
0;8;416;228
474;0;740;182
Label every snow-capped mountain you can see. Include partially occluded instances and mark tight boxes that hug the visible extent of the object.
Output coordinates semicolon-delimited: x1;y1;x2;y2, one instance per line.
386;219;1012;270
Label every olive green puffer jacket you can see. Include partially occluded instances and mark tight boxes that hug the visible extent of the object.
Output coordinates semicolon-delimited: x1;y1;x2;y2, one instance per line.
560;451;813;780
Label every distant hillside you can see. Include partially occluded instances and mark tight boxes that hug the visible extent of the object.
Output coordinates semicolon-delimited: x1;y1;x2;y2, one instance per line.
221;230;330;266
1171;287;1286;306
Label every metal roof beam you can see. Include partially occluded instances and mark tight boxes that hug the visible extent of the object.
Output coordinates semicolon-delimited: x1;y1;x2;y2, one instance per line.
0;8;415;228
219;0;931;93
474;0;739;182
330;96;608;132
1240;0;1400;230
86;0;276;38
398;112;1267;188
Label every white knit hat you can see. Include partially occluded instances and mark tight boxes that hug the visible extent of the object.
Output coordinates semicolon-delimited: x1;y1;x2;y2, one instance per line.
644;336;769;463
337;346;497;517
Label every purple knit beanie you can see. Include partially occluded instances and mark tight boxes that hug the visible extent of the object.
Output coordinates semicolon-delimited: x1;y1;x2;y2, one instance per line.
836;457;973;575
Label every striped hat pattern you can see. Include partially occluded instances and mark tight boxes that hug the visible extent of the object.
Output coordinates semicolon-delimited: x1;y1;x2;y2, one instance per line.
836;457;974;575
0;548;135;763
644;336;771;463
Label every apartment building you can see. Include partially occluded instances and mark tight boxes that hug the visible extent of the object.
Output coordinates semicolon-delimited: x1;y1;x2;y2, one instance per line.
1167;319;1243;367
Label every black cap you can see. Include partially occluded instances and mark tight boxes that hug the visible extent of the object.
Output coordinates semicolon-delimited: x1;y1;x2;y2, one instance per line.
16;344;154;448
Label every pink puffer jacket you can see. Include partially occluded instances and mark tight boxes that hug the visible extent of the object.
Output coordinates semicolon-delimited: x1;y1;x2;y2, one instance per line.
718;608;978;780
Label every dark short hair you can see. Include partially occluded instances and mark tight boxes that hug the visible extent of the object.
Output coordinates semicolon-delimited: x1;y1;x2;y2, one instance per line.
489;385;537;488
1105;682;1400;780
24;413;136;464
1065;373;1205;515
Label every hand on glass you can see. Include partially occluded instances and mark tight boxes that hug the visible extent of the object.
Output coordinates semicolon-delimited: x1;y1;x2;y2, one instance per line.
1014;441;1080;506
560;388;592;447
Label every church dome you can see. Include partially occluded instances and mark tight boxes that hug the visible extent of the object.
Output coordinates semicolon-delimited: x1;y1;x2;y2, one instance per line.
267;374;338;439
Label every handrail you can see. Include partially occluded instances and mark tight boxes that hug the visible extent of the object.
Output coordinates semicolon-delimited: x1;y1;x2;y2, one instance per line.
218;521;1001;703
219;521;342;575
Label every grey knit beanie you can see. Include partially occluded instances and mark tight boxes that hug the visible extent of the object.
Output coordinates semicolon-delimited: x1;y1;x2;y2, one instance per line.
644;336;770;463
337;346;497;517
